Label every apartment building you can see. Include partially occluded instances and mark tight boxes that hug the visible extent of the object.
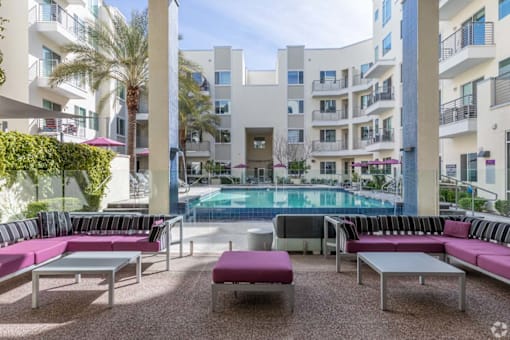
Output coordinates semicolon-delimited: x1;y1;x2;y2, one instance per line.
0;0;126;147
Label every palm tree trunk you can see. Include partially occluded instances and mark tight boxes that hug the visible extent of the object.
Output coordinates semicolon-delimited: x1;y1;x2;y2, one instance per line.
127;86;140;173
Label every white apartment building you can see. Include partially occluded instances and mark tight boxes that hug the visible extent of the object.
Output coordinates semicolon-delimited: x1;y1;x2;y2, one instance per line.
0;0;126;147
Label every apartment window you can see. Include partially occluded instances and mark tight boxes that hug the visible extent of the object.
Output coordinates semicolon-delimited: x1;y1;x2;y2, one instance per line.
288;71;304;85
215;71;231;85
215;129;231;144
500;0;510;20
460;153;477;182
187;130;200;143
211;161;231;176
215;100;230;115
374;46;379;62
360;95;370;109
320;100;336;113
382;0;391;26
288;100;304;114
117;82;126;100
42;99;62;112
499;57;510;76
116;116;125;136
360;63;371;78
74;106;86;127
42;47;61;77
374;9;379;22
89;111;99;131
253;137;266;149
319;70;336;83
382;76;392;94
382;33;392;56
88;0;99;17
320;130;336;142
360;126;372;140
320;162;336;175
288;129;304;143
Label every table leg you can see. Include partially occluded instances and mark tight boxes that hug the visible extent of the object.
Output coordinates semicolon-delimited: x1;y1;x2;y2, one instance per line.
357;256;362;285
380;274;387;311
323;220;328;258
459;274;466;311
75;274;81;284
419;276;425;285
32;272;39;309
335;225;341;273
108;271;115;308
136;255;142;283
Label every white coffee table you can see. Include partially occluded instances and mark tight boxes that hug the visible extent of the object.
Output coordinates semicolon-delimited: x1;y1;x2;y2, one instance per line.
32;251;142;309
357;252;466;311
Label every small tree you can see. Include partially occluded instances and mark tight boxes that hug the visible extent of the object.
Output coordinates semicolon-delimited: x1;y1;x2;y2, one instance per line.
273;134;312;178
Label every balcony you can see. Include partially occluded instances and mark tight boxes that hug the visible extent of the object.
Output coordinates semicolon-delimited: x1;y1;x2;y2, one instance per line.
363;60;395;79
439;95;477;138
351;73;372;92
311;79;348;97
30;4;88;46
439;22;495;79
30;60;87;99
439;0;475;20
365;128;395;152
67;0;87;6
311;140;348;157
36;118;86;140
185;141;211;158
311;110;348;127
364;90;395;116
352;106;372;124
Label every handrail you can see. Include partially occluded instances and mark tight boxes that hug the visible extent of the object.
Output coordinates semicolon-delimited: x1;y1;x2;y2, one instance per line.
439;22;494;62
91;175;112;194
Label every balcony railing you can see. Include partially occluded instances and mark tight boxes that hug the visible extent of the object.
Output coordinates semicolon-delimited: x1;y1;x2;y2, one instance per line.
493;72;510;106
440;95;477;125
352;106;365;118
185;141;211;152
312;110;348;121
36;118;87;138
312;140;348;152
312;78;348;92
32;59;86;90
366;88;394;107
352;73;371;87
30;3;88;41
439;22;494;62
366;128;394;145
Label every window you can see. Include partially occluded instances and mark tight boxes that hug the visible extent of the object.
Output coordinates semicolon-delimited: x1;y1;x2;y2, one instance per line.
499;57;510;76
288;71;304;85
288;160;306;176
253;137;266;149
211;161;231;176
215;71;231;85
319;70;336;83
187;130;200;143
320;130;336;142
382;0;391;26
360;95;370;109
188;161;202;176
74;106;86;127
361;126;372;140
382;33;392;56
192;72;203;85
374;9;379;22
116;116;125;136
374;46;379;62
117;82;126;100
89;111;99;131
360;63;372;78
500;0;510;20
320;162;336;175
88;0;98;17
42;46;61;77
42;99;62;112
288;129;304;143
460;153;477;182
215;129;231;143
320;100;336;113
215;100;230;115
287;100;304;114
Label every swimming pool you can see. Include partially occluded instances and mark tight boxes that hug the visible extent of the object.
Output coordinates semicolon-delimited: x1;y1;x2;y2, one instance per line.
185;187;397;221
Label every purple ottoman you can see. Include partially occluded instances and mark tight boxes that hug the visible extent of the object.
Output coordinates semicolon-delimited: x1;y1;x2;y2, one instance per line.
211;251;294;312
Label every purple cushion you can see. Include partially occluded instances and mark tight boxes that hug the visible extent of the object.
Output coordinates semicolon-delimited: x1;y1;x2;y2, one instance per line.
477;255;510;280
345;235;396;253
212;251;293;284
0;239;69;264
0;253;34;277
445;240;510;265
384;235;444;253
443;220;471;239
66;236;120;252
112;236;161;252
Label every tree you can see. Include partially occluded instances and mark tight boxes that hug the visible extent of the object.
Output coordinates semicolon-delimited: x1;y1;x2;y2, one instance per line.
273;134;312;178
0;0;9;86
50;7;148;173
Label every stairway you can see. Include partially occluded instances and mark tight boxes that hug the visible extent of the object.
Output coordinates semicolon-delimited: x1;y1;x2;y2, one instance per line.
103;202;149;214
439;202;466;216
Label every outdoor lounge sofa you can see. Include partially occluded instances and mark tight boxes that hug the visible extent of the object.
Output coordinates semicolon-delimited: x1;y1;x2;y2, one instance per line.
0;212;183;283
273;214;510;284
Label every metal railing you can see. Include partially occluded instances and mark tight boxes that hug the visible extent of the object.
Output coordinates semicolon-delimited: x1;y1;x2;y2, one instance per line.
353;139;370;149
439;22;494;62
440;94;477;125
312;140;348;152
30;59;86;90
29;3;88;42
366;88;394;107
312;78;348;92
492;72;510;106
352;73;371;87
36;118;87;138
312;109;348;121
352;105;367;118
185;141;211;152
366;128;394;145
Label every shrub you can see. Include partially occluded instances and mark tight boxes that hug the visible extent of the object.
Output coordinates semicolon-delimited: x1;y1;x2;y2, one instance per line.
495;200;510;216
458;197;486;212
24;197;83;217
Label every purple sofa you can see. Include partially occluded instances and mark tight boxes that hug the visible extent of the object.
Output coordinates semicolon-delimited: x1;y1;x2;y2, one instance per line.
326;215;510;284
0;213;183;283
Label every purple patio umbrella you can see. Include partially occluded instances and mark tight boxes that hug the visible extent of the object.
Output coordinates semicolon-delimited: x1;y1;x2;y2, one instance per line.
368;160;384;166
384;158;401;165
273;163;287;168
82;137;125;147
137;148;149;156
233;163;248;169
352;162;363;167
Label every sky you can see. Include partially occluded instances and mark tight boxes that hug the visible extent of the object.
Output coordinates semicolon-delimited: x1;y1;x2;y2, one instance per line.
105;0;373;70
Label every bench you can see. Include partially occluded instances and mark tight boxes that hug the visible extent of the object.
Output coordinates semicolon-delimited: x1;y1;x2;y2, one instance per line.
211;251;294;312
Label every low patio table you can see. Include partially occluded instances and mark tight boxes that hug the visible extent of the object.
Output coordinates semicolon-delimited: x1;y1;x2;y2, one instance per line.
32;251;141;309
357;252;466;311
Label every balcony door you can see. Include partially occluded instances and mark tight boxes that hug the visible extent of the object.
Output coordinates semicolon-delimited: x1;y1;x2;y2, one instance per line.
461;77;483;116
42;47;61;77
462;8;485;46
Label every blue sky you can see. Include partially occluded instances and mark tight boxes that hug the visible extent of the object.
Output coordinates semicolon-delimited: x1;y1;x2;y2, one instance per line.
105;0;373;70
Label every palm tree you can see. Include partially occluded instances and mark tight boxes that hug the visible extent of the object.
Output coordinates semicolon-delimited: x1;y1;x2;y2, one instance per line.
49;7;148;173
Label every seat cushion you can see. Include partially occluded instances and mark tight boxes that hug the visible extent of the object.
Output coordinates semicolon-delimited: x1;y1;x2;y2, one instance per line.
0;253;34;277
477;255;510;280
0;239;69;264
384;235;444;252
212;251;293;284
112;236;161;252
344;235;396;253
66;236;120;252
445;240;510;265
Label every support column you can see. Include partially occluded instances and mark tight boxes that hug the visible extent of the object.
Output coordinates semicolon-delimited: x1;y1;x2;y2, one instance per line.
148;0;180;214
402;0;439;215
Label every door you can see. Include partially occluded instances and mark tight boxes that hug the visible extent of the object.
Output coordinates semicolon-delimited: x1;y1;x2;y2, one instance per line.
257;168;265;183
42;47;61;77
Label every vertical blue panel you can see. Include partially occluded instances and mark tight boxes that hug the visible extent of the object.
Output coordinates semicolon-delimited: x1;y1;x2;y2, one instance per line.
168;0;179;214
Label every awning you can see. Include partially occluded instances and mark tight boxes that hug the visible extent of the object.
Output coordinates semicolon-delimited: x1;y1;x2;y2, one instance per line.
0;95;78;119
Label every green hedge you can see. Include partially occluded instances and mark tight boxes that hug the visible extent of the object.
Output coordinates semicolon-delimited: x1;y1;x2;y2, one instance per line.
24;197;83;218
495;200;510;217
458;197;486;212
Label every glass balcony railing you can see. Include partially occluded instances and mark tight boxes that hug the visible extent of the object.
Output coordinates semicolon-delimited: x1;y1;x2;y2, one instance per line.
366;128;394;145
31;3;88;42
312;78;348;92
33;59;86;90
312;109;348;121
366;88;395;108
312;140;348;152
439;22;494;62
440;94;477;125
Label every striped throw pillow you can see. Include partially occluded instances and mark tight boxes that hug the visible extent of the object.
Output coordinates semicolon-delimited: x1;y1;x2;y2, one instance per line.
340;220;359;241
148;220;165;242
38;211;72;238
